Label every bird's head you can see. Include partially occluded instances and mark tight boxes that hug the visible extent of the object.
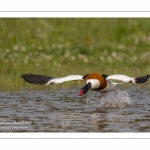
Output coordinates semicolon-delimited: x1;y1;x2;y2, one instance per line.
79;82;91;96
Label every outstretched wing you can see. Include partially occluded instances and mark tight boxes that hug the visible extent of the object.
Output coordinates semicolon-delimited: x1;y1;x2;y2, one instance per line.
21;74;84;85
106;74;134;83
106;74;150;84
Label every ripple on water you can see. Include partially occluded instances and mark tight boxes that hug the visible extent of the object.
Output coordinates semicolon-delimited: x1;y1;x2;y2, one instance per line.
0;86;150;132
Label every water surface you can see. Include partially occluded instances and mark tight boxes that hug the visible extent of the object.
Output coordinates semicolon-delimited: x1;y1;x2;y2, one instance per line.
0;86;150;132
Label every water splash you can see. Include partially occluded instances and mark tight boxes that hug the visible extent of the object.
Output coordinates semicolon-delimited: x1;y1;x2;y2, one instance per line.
86;89;131;108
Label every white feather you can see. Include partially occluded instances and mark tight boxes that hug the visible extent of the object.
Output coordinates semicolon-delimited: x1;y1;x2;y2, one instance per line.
106;74;136;83
100;80;116;92
86;79;100;89
46;75;83;85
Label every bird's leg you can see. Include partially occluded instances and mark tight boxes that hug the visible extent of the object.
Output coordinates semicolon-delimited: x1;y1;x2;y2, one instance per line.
113;88;119;94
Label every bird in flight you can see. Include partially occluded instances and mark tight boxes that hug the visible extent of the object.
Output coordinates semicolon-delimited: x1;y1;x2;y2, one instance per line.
21;72;150;96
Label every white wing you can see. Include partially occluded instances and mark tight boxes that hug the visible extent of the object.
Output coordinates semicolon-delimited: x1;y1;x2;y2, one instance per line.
47;75;83;84
106;74;136;83
21;74;83;85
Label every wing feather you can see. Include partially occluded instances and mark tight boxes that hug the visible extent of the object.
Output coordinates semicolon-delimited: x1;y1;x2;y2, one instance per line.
21;74;83;85
47;75;83;84
106;74;135;83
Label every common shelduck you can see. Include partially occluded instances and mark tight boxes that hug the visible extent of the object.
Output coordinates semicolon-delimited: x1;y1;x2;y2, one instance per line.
21;73;150;96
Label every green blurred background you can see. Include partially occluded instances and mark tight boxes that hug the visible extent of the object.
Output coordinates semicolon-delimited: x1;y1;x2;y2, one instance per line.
0;18;150;91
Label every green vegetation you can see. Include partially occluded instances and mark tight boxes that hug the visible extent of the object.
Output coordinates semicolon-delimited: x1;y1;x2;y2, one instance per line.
0;18;150;91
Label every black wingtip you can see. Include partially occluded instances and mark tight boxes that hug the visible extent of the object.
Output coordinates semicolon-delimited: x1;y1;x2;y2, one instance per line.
20;74;28;79
20;73;54;85
20;73;33;80
134;74;150;84
20;73;28;80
